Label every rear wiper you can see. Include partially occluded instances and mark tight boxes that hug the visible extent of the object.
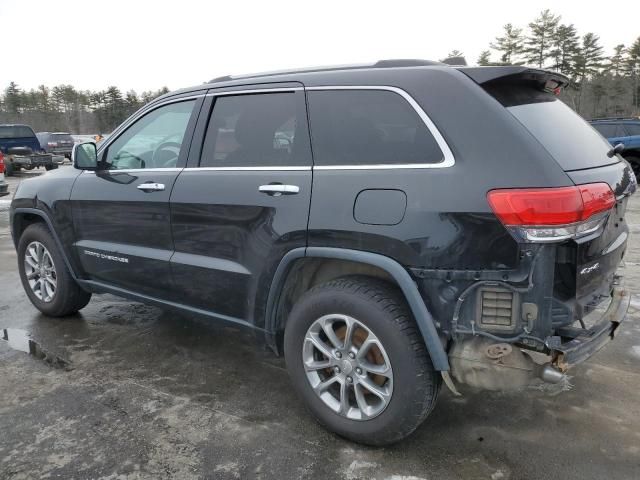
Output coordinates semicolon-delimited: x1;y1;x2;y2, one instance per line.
607;143;625;158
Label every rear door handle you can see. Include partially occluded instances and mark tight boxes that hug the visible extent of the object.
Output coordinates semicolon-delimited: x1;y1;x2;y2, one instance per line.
137;182;165;192
258;184;300;196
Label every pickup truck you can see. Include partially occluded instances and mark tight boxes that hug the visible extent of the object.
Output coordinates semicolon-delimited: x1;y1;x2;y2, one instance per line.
0;124;60;176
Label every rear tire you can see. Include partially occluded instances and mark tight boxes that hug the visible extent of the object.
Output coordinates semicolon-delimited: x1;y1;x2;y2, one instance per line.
17;223;91;316
45;164;58;171
284;276;440;445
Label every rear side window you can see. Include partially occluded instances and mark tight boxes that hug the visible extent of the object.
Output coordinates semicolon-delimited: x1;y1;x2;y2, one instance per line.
0;125;35;139
307;90;443;166
200;92;311;168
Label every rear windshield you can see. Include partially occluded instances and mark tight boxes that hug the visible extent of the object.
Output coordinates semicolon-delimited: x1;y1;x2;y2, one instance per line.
486;83;616;171
0;125;36;139
51;133;73;141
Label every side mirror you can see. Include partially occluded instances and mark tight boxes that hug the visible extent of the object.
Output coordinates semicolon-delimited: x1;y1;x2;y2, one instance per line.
72;142;98;169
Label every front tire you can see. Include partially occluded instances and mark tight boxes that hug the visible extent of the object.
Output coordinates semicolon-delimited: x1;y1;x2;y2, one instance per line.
17;223;91;316
284;276;440;445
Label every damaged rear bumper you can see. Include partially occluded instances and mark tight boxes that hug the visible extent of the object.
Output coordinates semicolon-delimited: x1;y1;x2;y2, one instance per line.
548;286;629;370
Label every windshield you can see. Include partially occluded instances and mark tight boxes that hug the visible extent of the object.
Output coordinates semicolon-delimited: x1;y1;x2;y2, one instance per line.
0;125;36;139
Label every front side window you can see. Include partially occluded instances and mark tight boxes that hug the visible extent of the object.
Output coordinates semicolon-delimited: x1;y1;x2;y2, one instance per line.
103;100;196;170
307;90;444;166
200;92;310;168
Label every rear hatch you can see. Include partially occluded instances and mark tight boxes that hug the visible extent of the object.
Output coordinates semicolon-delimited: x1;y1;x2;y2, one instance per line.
464;67;636;315
49;133;74;150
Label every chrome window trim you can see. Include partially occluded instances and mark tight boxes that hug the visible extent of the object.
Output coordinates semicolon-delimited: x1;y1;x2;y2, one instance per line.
82;167;183;174
182;166;311;172
206;87;303;97
305;85;455;170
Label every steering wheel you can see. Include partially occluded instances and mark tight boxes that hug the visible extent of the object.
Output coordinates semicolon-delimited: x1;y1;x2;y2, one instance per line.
151;141;182;168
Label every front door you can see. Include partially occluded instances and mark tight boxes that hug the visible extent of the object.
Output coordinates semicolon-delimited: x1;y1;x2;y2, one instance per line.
70;96;202;296
169;86;312;327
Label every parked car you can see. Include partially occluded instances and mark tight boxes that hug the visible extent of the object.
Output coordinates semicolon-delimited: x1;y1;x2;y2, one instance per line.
10;60;635;445
36;132;75;159
0;151;8;197
0;124;59;176
590;117;640;179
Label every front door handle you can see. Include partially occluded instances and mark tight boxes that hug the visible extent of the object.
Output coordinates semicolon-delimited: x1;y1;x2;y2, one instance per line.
137;182;165;192
258;184;300;196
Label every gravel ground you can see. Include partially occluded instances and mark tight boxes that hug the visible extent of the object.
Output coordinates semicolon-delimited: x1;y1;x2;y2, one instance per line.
1;167;639;479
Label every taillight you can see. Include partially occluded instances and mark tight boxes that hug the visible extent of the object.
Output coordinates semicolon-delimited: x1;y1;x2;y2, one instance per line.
487;183;615;243
0;151;4;174
47;142;58;147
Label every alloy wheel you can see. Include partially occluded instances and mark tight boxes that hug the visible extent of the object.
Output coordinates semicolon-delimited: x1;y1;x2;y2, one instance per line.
302;314;393;420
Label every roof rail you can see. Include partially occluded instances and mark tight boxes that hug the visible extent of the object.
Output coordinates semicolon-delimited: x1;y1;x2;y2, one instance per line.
208;59;446;83
590;116;640;121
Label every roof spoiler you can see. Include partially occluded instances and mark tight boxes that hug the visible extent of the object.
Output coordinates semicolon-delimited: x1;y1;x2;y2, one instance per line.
458;66;570;89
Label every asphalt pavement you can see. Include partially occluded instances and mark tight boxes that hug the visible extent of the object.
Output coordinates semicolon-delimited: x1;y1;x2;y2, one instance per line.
1;167;639;479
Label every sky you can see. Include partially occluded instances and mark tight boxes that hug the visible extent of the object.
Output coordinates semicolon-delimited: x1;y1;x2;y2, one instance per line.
1;0;638;93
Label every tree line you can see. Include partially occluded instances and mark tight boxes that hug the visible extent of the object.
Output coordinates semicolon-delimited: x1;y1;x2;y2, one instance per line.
1;11;639;133
0;83;169;134
467;9;640;118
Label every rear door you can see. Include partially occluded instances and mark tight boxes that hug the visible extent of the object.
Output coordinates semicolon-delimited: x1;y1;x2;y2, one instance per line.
70;95;203;296
169;85;312;326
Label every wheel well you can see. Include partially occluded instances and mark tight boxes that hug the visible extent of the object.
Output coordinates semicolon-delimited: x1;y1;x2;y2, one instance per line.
272;258;395;350
623;151;640;161
12;213;46;246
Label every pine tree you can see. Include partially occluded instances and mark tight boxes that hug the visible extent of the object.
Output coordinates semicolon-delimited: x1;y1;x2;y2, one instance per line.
491;24;524;64
446;50;464;58
626;36;640;111
477;50;491;66
574;33;605;113
5;82;22;113
607;44;627;76
551;24;579;75
524;10;560;67
574;33;605;80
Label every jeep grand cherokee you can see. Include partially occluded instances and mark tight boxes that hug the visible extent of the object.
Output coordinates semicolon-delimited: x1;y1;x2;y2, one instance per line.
10;60;635;445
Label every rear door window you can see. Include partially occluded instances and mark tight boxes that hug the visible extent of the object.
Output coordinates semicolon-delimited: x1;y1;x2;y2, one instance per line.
200;91;311;168
306;89;444;166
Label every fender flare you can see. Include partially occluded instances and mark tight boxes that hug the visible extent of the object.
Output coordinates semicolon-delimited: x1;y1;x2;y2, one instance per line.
11;207;80;281
265;246;450;371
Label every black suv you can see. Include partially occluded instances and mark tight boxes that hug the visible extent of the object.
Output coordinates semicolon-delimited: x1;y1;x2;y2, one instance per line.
36;132;75;159
10;61;635;445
